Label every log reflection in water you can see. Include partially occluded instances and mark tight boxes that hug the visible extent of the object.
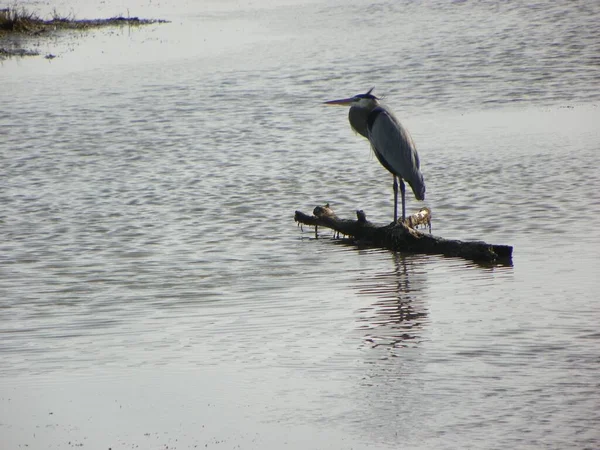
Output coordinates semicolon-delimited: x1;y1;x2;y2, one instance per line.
354;252;429;349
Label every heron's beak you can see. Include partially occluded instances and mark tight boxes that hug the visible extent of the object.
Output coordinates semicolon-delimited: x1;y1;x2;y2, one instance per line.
323;97;354;106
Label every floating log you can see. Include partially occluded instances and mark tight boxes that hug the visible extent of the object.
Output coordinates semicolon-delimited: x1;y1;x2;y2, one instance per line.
294;204;513;264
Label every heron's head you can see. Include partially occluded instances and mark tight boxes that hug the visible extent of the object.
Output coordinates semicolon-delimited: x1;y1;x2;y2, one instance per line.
323;88;379;109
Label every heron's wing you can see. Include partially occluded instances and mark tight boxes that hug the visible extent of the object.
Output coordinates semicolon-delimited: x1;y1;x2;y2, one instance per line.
367;106;426;200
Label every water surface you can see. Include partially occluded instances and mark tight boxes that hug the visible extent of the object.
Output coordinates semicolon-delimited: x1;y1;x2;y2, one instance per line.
1;0;599;448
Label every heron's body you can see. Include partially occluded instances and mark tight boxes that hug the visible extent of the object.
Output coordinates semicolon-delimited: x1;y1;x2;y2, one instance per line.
325;89;425;222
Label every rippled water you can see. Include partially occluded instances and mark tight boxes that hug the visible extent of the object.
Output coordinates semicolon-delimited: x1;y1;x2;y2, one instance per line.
1;0;600;449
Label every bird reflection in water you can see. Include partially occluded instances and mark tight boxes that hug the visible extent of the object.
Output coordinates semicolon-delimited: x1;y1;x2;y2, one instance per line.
354;252;428;350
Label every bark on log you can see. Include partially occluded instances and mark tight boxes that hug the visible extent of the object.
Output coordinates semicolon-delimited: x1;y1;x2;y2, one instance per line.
294;204;513;264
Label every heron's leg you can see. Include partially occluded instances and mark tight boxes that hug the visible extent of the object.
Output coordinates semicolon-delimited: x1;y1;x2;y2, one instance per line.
399;178;406;222
393;175;398;223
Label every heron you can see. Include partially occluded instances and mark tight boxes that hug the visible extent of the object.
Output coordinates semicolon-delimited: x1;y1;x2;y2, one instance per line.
324;88;425;223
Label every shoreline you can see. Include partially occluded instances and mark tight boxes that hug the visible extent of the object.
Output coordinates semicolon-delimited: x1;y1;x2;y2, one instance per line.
0;7;168;59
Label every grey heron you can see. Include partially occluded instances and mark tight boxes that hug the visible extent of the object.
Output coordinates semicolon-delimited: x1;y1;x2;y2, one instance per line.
324;88;425;223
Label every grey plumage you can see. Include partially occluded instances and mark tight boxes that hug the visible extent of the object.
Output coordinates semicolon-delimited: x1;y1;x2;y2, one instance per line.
324;88;426;222
366;106;425;201
348;106;369;138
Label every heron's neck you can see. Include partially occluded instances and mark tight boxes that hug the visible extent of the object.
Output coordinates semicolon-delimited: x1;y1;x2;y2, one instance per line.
349;105;373;138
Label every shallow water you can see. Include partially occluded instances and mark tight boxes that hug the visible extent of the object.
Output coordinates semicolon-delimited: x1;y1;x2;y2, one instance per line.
1;0;600;449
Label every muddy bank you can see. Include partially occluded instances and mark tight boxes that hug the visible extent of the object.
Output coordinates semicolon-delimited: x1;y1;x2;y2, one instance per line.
0;7;168;59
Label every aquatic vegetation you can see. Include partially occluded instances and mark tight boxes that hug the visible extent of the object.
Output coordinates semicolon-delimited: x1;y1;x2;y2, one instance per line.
0;4;168;58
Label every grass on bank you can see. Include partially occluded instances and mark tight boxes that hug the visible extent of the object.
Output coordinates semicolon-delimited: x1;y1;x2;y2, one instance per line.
0;5;167;34
0;5;168;58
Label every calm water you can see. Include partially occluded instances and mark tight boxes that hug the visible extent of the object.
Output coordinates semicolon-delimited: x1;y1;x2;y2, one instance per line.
1;0;600;448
